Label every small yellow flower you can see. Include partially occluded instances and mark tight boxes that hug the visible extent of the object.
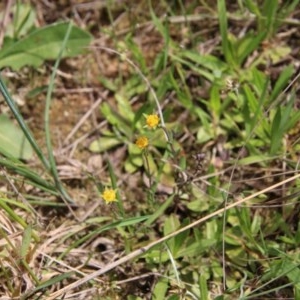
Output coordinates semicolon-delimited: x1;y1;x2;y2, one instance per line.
145;114;160;129
101;188;117;204
135;136;149;149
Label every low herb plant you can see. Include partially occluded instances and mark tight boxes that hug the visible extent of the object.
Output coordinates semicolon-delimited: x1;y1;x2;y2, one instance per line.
1;1;300;300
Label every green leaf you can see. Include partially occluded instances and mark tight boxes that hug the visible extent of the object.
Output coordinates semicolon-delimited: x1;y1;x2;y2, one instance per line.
181;51;227;73
269;96;294;155
187;198;209;212
244;0;262;16
2;3;36;38
270;65;294;102
270;107;282;154
164;214;180;254
144;195;174;227
152;278;169;300
125;143;144;172
236;155;271;165
236;31;267;65
0;22;92;70
21;272;74;300
171;54;216;82
26;85;48;99
0;114;32;159
209;85;221;119
217;0;235;66
262;0;279;37
176;239;216;258
164;214;180;236
199;274;209;300
20;225;32;258
100;103;132;138
149;3;170;70
89;136;123;153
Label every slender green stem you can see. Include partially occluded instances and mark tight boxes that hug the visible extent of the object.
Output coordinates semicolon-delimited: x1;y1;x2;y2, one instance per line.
107;159;125;217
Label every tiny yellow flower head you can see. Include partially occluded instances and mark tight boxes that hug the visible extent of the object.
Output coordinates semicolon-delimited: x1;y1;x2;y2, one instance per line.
101;188;117;204
145;114;160;129
135;136;149;149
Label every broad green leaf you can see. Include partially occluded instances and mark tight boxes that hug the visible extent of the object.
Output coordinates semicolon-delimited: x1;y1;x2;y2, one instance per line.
152;278;169;300
187;198;210;212
176;239;216;258
100;103;132;138
164;214;180;254
1;3;36;39
209;85;221;119
115;92;134;122
199;274;209;300
268;46;291;64
125;143;143;171
171;54;215;82
124;158;139;173
14;5;35;38
197;127;212;143
89;136;123;153
0;114;32;159
0;22;92;70
164;214;180;236
180;50;227;74
20;225;32;259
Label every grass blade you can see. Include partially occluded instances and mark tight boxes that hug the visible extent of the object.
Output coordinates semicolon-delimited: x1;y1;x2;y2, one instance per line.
44;22;74;203
20;224;32;258
217;0;235;66
0;76;50;170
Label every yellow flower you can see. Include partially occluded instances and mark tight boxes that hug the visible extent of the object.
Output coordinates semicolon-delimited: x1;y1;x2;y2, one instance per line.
145;114;160;129
101;188;117;204
135;136;149;149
